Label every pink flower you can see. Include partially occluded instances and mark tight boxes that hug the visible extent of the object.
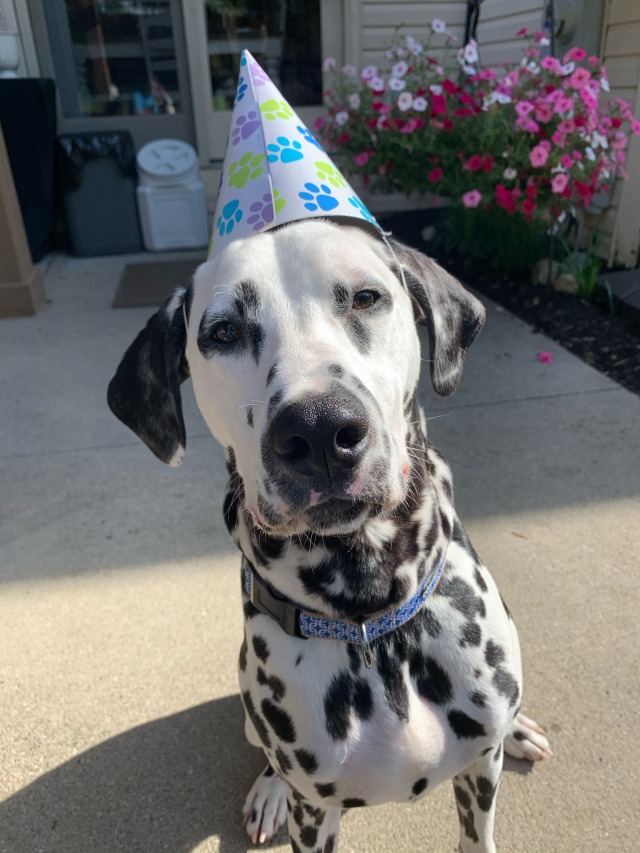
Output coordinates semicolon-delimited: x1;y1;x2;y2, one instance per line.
554;96;574;114
588;55;600;66
312;116;326;131
462;189;482;208
564;47;587;62
428;167;443;183
431;18;446;33
551;173;569;193
538;351;554;364
516;116;541;133
572;149;583;160
560;153;573;169
354;150;373;166
516;27;528;36
322;57;337;72
631;120;640;135
399;118;425;134
529;145;549;167
515;100;535;117
535;102;554;122
540;56;561;72
466;154;484;172
568;68;591;88
557;119;575;134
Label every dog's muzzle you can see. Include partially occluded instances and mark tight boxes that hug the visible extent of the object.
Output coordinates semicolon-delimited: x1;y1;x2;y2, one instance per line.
268;391;370;480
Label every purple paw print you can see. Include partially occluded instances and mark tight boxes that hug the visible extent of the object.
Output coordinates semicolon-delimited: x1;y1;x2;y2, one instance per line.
232;110;261;145
247;193;276;231
249;62;270;87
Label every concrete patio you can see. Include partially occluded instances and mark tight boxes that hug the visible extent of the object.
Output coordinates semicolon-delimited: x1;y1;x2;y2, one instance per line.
1;251;639;853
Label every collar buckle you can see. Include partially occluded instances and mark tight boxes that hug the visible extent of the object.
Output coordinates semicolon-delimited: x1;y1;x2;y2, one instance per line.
359;622;374;668
248;568;305;639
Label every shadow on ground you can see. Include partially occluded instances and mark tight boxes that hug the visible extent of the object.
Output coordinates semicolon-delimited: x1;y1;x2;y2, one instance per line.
2;696;271;853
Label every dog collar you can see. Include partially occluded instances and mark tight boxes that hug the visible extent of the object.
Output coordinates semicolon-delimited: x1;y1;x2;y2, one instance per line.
243;552;446;667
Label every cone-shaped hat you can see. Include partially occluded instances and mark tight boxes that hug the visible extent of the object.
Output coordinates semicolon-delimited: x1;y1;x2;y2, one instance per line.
209;50;381;258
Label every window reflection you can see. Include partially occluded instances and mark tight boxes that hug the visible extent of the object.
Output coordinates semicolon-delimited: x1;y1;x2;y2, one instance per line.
55;0;182;117
205;0;322;110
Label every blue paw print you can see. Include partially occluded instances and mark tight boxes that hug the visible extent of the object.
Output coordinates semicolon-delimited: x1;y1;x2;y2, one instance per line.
297;125;324;151
216;199;243;236
235;76;248;103
298;182;339;212
267;136;304;164
348;196;378;225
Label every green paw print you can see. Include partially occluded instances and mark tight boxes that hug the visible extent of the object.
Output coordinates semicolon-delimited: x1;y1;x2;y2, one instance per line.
273;189;286;215
228;152;265;189
315;160;346;189
260;98;294;121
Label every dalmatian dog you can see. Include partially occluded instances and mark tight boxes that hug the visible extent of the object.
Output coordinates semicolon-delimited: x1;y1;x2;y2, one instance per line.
108;220;551;853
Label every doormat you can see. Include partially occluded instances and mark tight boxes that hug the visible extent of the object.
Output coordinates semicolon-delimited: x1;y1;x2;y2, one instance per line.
112;258;206;308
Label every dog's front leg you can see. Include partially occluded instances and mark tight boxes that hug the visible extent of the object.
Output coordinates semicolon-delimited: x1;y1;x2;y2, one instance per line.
286;787;341;853
452;745;503;853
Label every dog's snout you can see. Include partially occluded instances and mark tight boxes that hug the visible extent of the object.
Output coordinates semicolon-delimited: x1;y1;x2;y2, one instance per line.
270;392;369;478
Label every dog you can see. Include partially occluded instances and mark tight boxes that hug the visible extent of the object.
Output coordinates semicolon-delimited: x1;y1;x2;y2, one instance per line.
108;220;551;852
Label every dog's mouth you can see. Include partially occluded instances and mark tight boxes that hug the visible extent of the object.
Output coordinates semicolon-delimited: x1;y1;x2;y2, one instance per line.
251;496;376;537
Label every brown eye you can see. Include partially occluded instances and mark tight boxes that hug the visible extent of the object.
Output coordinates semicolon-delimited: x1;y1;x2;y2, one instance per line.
213;321;241;343
352;290;379;310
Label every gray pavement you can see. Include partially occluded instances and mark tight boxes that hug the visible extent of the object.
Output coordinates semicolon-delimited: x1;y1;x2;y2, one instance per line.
1;252;639;852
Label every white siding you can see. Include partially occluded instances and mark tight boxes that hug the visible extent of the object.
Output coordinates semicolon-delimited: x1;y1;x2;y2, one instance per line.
475;0;544;68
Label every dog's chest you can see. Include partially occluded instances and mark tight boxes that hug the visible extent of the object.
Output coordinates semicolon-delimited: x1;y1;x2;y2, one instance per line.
238;551;520;809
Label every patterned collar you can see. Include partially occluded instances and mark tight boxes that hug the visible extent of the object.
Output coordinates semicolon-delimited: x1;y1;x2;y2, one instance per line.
243;552;446;668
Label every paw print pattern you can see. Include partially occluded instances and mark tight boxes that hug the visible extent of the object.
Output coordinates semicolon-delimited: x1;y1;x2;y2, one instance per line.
315;160;346;189
216;200;243;236
267;136;304;164
298;183;339;212
250;62;270;87
235;76;248;103
231;111;261;145
260;98;294;121
228;152;265;189
296;125;324;151
348;196;378;225
246;191;287;231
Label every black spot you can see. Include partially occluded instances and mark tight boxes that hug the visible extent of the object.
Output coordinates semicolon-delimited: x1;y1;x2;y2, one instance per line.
460;621;482;647
262;698;296;743
328;363;343;378
246;407;254;428
376;642;408;722
242;690;271;748
493;668;520;707
239;638;247;672
266;362;278;386
346;643;361;675
410;655;453;705
454;784;471;810
257;667;286;702
439;510;451;539
264;764;275;777
353;679;373;722
223;489;239;531
476;776;497;812
448;709;486;739
295;654;303;666
243;597;259;619
494;743;503;762
436;575;486;619
295;748;319;774
247;324;265;363
412;777;428;796
323;672;357;741
315;782;336;798
485;640;505;668
481;746;492;755
225;446;237;475
422;607;442;639
342;798;366;808
275;745;292;774
324;834;336;853
252;635;270;663
300;825;318;847
474;566;488;592
471;691;487;708
250;807;257;823
513;730;525;741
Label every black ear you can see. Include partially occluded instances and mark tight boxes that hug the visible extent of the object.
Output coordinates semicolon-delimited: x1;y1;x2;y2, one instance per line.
107;287;191;465
390;240;485;396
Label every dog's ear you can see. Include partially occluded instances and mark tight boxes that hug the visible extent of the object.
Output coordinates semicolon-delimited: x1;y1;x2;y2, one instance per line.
390;240;485;396
107;287;191;465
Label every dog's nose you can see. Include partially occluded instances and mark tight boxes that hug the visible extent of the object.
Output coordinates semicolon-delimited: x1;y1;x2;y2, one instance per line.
270;392;370;478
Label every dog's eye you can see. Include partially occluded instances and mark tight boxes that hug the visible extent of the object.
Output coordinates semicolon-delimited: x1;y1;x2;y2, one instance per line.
213;321;241;344
352;290;379;310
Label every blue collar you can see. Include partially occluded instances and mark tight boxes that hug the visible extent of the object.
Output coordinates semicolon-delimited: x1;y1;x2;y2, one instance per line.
243;552;446;667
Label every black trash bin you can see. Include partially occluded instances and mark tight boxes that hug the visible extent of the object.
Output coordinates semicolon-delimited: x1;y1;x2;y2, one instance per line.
56;131;143;256
0;78;57;262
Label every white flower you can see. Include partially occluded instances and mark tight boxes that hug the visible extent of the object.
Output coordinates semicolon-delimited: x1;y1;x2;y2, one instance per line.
429;84;443;95
527;62;540;74
412;96;428;111
591;131;608;149
389;77;406;91
342;64;357;77
348;92;361;109
561;61;576;76
464;41;479;64
503;167;517;180
367;76;385;90
392;60;409;77
494;92;512;104
539;36;551;46
376;116;387;130
600;74;610;92
361;65;378;80
463;64;477;75
408;42;423;55
435;66;444;76
335;110;349;126
585;146;596;161
323;57;336;72
431;18;446;33
397;92;413;111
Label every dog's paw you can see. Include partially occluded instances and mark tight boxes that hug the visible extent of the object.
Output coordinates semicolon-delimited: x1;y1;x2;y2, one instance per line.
504;712;553;761
242;765;288;844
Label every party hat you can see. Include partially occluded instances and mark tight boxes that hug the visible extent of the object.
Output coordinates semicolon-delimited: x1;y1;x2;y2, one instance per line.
209;50;381;258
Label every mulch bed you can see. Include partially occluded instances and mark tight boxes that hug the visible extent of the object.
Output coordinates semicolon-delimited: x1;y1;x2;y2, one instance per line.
379;211;640;396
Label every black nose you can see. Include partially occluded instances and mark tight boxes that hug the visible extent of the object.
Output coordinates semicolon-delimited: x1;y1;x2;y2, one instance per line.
270;392;370;478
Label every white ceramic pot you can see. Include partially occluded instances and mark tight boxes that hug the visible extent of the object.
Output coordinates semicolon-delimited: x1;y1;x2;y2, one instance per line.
0;32;20;78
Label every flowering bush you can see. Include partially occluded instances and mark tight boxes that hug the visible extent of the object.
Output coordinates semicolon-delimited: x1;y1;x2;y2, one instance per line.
318;23;640;270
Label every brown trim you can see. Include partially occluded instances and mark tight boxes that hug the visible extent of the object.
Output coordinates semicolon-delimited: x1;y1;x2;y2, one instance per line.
0;124;45;318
